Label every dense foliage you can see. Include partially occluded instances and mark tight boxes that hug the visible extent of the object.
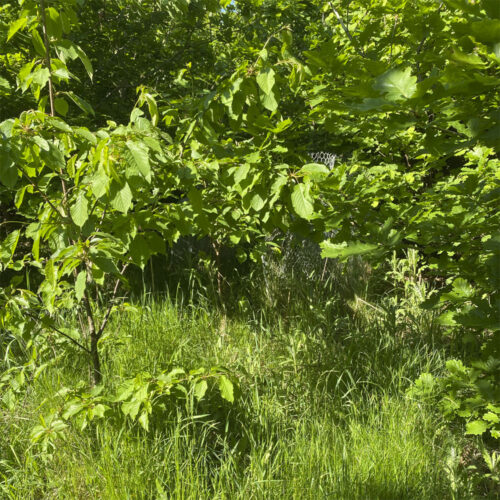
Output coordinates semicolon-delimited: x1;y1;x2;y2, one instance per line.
0;0;499;494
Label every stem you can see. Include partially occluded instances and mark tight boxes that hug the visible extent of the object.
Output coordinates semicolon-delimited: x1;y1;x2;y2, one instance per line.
150;257;155;295
329;2;366;58
253;25;291;67
90;334;102;386
25;311;91;353
83;289;101;385
39;0;55;117
82;262;128;385
211;240;224;308
389;15;399;62
18;165;68;220
39;0;70;199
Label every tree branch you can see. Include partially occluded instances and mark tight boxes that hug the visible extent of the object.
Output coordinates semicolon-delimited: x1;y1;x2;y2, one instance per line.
25;311;91;354
17;165;68;221
329;2;366;58
39;0;55;117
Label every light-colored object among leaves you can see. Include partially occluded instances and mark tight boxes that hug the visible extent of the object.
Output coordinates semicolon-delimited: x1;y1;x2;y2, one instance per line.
309;151;338;170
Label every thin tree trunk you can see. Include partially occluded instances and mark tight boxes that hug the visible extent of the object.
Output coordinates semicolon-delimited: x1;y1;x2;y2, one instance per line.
83;290;102;385
90;333;102;385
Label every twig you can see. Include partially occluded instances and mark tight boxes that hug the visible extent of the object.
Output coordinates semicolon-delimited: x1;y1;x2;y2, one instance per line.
329;2;366;58
0;220;29;227
354;295;386;314
39;0;55;117
389;15;399;62
40;1;69;201
25;311;91;353
253;25;291;67
17;165;67;220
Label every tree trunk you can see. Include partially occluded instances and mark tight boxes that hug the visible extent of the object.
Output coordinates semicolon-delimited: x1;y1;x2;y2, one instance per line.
83;290;101;385
90;333;102;385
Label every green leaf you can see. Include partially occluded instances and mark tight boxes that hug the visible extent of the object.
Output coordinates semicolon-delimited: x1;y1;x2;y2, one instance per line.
194;380;208;400
122;399;141;420
45;259;57;286
129;234;151;269
32;68;50;89
39;142;65;171
320;241;379;260
300;163;330;181
218;375;234;403
46;7;63;39
437;311;457;327
46;117;72;133
145;232;166;255
33;136;49;151
30;30;46;57
445;359;467;377
144;94;159;126
483;412;500;424
110;182;133;214
188;188;203;212
291;183;314;220
91;169;109;198
0;154;17;188
138;411;149;431
465;420;489;436
91;255;119;275
70;191;89;227
126;141;151;182
260;90;278;112
250;193;265;211
54;97;69;116
0;230;20;264
91;404;107;420
113;380;135;402
451;278;474;298
256;67;276;95
65;91;95;116
451;49;485;67
75;45;93;80
75;128;97;144
75;271;86;302
373;68;417;100
470;20;500;44
0;77;10;91
7;18;27;41
62;401;85;420
234;164;250;184
56;40;79;62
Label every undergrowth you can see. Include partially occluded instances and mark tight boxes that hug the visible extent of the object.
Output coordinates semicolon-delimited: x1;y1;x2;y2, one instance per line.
0;250;493;498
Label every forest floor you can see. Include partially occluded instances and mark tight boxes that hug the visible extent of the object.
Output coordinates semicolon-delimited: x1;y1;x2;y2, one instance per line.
0;253;482;499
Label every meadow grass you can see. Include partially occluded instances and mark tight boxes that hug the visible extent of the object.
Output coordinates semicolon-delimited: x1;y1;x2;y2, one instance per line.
0;252;477;499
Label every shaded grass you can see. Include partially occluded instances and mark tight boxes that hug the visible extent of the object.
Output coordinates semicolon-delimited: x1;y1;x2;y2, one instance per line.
0;252;475;498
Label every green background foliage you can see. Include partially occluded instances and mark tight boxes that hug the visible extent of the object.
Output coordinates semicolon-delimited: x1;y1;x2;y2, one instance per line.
0;0;499;496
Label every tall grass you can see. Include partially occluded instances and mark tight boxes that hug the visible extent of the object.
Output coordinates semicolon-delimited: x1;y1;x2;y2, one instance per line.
0;250;476;498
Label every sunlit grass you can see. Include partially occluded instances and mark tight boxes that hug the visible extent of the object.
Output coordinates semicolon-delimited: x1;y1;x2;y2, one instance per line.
0;252;473;498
